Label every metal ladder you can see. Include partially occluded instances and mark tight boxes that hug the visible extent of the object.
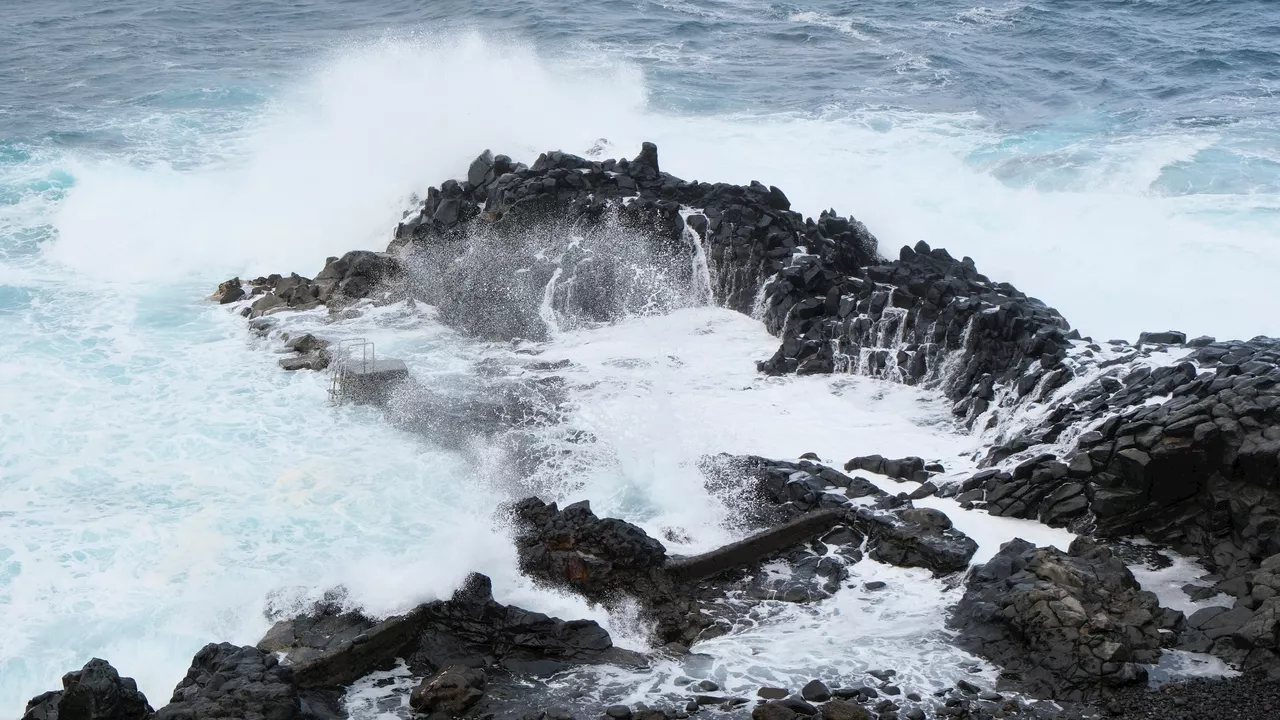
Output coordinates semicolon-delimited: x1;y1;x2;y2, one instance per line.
327;338;376;404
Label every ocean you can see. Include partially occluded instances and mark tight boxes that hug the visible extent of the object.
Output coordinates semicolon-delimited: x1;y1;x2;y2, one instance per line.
1;0;1276;715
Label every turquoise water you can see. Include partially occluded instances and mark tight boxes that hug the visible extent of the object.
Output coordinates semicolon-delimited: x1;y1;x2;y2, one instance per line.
2;0;1279;714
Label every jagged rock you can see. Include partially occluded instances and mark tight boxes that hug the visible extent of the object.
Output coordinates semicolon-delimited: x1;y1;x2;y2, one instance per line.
213;278;245;304
950;537;1180;702
409;665;485;715
699;454;885;524
1177;554;1280;671
277;334;330;372
154;643;300;720
258;572;639;687
855;506;977;574
249;293;285;318
511;497;668;602
22;658;153;720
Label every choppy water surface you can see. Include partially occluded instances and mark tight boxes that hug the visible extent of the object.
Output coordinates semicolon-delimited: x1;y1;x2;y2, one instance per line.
2;0;1277;714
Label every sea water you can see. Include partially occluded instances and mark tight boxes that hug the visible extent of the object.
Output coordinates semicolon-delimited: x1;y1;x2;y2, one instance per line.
3;1;1278;713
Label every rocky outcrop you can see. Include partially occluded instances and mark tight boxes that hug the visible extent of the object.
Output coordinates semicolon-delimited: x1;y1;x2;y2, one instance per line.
153;643;303;720
843;455;943;484
857;506;978;575
277;333;330;372
509;497;712;645
22;659;153;720
511;497;670;602
211;278;244;305
952;336;1280;588
218;251;404;320
699;454;976;574
699;454;885;525
409;665;486;716
755;239;1073;412
951;538;1183;702
260;572;639;682
392;143;877;329
1178;551;1280;675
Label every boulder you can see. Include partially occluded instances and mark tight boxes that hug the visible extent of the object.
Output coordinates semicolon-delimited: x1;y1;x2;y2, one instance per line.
213;278;244;305
1138;330;1187;345
799;679;830;702
818;700;869;720
855;506;977;574
154;643;300;720
409;665;485;716
950;537;1179;702
511;497;668;601
22;659;153;720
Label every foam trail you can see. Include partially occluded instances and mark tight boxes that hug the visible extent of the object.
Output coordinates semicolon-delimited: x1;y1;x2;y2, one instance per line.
43;35;1280;341
3;30;1272;716
47;33;648;283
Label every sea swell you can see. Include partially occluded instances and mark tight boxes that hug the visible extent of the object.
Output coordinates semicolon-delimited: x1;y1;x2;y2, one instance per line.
2;3;1280;716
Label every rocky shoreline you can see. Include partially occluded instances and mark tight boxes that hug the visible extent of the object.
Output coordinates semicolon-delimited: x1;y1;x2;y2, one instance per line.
29;143;1280;719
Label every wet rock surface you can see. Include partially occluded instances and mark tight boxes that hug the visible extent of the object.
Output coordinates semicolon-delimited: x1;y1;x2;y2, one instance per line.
189;144;1280;715
260;572;640;683
22;659;153;720
1102;671;1280;719
1176;551;1280;674
951;538;1182;702
857;506;978;575
153;643;306;720
699;454;976;574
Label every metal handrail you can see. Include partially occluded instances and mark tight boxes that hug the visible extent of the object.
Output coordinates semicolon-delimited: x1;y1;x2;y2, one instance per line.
328;338;377;404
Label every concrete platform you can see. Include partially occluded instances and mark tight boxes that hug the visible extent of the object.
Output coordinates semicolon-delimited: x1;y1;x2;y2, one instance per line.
334;358;409;406
664;509;845;582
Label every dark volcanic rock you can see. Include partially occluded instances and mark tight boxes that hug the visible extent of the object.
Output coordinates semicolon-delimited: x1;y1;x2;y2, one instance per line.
511;497;668;602
844;455;932;484
856;506;977;575
409;665;485;715
154;643;300;720
1177;552;1280;673
1138;330;1187;346
698;453;976;575
699;454;885;525
278;334;330;372
950;537;1180;702
213;278;244;305
1105;671;1280;719
23;658;153;720
509;497;709;645
259;573;637;684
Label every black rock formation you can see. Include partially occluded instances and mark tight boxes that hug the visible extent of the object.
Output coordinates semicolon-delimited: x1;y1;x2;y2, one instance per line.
259;572;640;682
699;454;977;574
22;658;153;720
951;537;1183;702
153;643;304;720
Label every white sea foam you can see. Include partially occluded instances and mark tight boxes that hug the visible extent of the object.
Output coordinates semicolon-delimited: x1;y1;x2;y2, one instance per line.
0;31;1264;715
36;34;1280;340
